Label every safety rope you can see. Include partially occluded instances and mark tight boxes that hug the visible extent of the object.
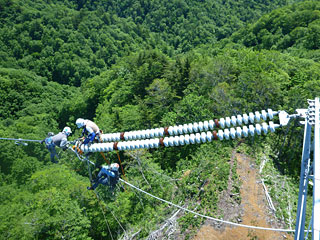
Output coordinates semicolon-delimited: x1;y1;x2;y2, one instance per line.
98;135;110;165
119;179;309;233
108;205;126;234
100;152;110;165
116;151;127;191
116;151;126;178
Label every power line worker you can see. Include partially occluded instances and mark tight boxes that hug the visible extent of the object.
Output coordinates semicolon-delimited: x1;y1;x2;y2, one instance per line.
87;163;120;190
41;127;72;163
76;118;101;145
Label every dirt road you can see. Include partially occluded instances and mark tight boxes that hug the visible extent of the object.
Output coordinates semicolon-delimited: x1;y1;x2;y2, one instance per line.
193;153;293;240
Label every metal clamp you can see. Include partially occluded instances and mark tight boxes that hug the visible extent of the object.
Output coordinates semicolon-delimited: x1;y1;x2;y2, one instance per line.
307;99;316;125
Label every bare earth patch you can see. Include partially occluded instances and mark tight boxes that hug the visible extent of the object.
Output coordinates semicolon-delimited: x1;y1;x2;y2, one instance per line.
193;152;293;240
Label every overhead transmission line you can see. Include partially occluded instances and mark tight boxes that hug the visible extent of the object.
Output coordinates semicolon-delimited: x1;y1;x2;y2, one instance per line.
0;105;315;237
119;178;306;233
0;137;41;145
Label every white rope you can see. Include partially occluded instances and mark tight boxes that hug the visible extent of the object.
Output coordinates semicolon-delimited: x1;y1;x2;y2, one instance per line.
119;179;308;233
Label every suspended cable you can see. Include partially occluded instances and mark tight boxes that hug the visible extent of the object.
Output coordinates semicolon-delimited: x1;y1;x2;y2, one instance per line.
0;107;309;234
143;163;178;183
119;179;309;233
116;151;126;178
127;151;177;184
94;190;115;240
116;151;127;191
69;145;115;240
86;157;93;183
108;206;126;234
96;191;127;234
0;137;41;143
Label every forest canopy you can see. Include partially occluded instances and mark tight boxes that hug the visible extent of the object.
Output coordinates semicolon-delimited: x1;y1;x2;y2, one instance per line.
0;0;319;239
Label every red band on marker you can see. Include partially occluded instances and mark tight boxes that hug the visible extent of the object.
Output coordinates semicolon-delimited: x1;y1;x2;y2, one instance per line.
164;127;169;136
213;131;218;140
120;132;125;140
214;119;220;128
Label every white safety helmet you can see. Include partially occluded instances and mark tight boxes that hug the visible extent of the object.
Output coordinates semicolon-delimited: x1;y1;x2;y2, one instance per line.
76;118;85;128
63;127;72;136
47;132;54;137
110;163;119;171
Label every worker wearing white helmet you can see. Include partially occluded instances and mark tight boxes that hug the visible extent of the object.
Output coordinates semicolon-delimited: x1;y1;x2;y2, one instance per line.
87;163;120;190
41;127;72;163
76;118;101;145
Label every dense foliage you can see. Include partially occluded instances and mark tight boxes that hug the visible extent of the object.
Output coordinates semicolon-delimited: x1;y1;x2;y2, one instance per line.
1;0;319;239
230;1;320;60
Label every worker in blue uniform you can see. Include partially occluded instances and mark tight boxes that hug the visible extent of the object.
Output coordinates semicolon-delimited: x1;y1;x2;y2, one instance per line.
41;127;72;163
87;163;119;190
76;118;101;145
